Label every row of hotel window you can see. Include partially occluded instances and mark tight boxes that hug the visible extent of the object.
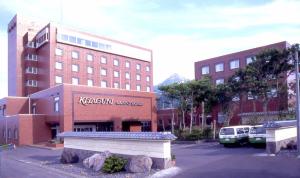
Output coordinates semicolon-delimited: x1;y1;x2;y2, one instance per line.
26;78;151;92
231;89;278;102
55;48;150;71
201;56;255;75
2;128;18;140
54;62;150;81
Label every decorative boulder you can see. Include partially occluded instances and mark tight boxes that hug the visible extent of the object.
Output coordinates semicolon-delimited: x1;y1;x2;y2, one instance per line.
83;151;111;171
126;155;152;173
60;149;79;164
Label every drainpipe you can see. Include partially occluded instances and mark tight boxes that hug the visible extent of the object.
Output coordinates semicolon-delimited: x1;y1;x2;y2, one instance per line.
28;95;31;114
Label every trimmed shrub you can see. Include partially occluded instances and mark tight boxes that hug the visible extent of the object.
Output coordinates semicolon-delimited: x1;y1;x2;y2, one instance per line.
202;127;213;139
102;155;127;174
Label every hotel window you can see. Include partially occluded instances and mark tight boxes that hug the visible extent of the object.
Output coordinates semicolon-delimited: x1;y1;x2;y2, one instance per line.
146;76;150;82
72;51;79;59
146;66;150;72
55;62;62;70
215;63;224;72
125;72;130;79
113;82;119;89
26;54;38;61
32;103;36;114
125;61;130;68
87;79;93;86
26;67;38;74
54;96;60;112
87;67;93;74
55;76;63;84
101;80;107;88
248;92;255;100
55;48;63;56
87;54;93;61
230;59;240;69
113;59;119;66
136;64;141;71
136;74;141;81
26;80;38;87
267;88;278;98
101;56;107;64
72;64;79;72
147;86;151;92
101;68;107;76
246;56;256;65
72;77;79;85
216;78;224;85
114;71;119;78
141;121;151;132
201;66;209;75
136;85;141;91
8;129;11;139
125;83;130;90
14;129;18;140
232;95;240;101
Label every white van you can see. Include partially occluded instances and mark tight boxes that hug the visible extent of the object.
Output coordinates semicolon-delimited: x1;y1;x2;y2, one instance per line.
249;125;266;144
219;125;251;146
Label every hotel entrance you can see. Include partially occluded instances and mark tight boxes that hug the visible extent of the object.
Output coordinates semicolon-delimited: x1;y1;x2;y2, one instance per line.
122;121;142;132
74;122;114;132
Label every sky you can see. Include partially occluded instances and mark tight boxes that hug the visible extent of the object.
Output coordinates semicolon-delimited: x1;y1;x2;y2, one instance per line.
0;0;300;98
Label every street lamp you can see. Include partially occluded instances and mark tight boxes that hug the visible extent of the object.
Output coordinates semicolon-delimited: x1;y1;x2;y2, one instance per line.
295;48;300;156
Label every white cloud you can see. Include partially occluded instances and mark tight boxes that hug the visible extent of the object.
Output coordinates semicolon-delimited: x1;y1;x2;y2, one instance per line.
0;31;8;98
0;0;299;94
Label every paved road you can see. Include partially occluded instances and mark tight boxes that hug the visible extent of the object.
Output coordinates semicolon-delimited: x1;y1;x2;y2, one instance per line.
1;144;300;178
0;147;80;178
172;143;300;178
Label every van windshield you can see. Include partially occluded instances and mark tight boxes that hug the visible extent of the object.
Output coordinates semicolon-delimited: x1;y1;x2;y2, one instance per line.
220;128;234;135
250;127;266;134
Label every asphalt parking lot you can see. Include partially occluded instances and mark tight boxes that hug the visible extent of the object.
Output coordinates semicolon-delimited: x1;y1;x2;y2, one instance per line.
1;143;300;178
172;142;300;178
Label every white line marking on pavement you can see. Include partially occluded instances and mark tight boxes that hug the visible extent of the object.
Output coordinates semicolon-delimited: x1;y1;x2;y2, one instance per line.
253;153;275;157
16;159;32;164
149;167;182;178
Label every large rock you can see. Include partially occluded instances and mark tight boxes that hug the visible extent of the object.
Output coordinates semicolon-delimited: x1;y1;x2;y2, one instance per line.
83;151;111;171
60;149;79;164
126;155;152;173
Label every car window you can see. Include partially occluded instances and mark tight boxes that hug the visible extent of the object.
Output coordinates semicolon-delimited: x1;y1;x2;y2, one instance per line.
244;127;249;133
250;127;266;134
220;128;235;135
236;128;244;134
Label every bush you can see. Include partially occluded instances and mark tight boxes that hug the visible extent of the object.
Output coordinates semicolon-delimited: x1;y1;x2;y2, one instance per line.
202;128;213;139
102;155;127;174
174;129;202;141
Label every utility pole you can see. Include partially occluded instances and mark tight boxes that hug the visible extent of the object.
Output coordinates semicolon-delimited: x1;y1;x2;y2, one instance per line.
295;48;300;156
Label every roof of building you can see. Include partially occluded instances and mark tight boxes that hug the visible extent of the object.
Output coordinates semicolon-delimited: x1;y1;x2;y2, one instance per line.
58;131;177;140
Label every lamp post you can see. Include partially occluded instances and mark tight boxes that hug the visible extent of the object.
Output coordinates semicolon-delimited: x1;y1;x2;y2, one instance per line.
295;49;300;156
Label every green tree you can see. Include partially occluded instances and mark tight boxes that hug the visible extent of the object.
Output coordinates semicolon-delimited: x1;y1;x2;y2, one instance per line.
158;84;179;133
187;77;212;133
228;48;293;123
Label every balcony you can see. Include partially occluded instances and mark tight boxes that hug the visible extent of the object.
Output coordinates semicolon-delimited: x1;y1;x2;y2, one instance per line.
25;67;38;74
26;41;36;48
26;80;38;87
25;54;38;61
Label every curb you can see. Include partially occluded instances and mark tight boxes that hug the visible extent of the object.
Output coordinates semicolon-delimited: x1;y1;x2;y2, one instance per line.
25;145;64;151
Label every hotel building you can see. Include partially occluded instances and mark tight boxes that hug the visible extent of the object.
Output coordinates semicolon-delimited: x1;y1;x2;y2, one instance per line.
195;41;290;126
0;15;157;145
